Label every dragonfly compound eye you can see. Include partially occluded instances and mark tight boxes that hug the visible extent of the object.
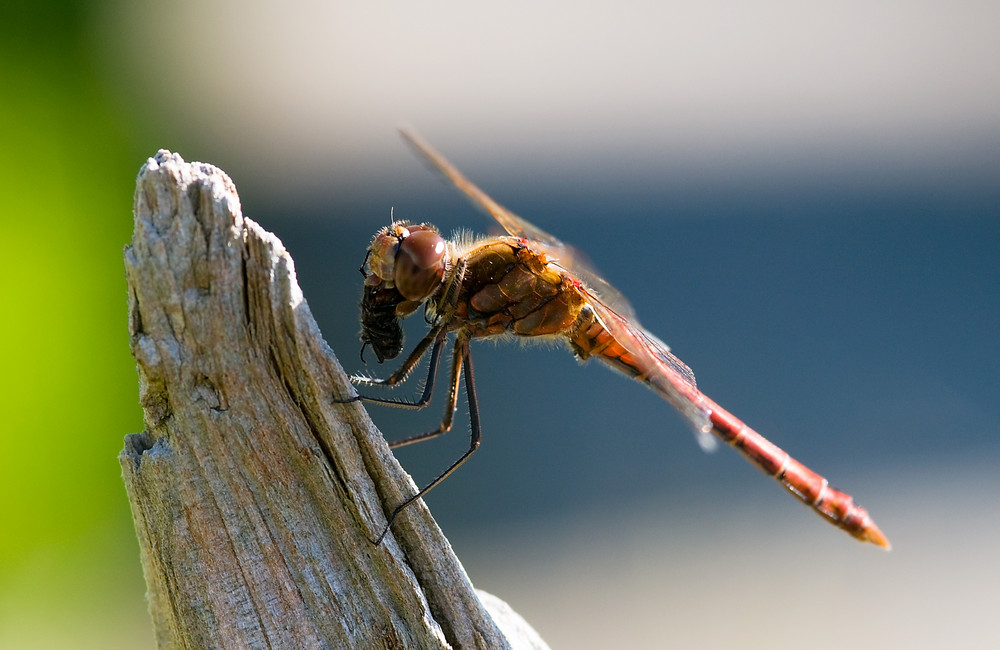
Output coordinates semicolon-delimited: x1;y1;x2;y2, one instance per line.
393;228;447;301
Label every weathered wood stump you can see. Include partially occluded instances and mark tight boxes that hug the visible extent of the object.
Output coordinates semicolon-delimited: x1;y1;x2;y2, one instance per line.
120;150;549;649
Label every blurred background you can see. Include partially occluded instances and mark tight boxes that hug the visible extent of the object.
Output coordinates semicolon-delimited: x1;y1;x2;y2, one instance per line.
2;1;998;647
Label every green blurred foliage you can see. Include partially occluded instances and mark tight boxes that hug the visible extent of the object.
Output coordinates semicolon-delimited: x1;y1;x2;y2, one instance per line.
1;2;154;646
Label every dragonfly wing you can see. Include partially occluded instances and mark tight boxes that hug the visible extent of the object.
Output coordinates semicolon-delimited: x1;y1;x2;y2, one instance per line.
581;290;716;448
400;128;556;242
400;128;637;322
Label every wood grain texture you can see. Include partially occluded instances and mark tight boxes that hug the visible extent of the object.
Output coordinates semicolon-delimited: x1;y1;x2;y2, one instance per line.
121;150;549;650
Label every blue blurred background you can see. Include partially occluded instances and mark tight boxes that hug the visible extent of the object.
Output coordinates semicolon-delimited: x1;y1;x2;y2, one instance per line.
3;1;998;647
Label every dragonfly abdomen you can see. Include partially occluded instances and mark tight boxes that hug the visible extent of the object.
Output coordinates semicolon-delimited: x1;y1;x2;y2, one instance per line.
570;308;645;377
706;399;890;548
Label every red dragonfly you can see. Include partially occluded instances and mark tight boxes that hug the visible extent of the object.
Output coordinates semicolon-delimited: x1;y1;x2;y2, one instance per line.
349;130;890;549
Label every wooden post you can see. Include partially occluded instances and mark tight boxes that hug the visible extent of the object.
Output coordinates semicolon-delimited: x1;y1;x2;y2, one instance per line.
121;151;549;649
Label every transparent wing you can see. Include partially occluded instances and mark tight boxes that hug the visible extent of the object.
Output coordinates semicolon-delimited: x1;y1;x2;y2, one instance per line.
579;287;716;450
400;128;637;322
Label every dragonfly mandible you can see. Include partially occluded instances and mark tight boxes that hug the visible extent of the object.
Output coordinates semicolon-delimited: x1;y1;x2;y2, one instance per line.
346;130;890;550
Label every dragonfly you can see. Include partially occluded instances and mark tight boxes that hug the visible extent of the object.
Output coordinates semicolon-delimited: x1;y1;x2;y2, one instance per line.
347;129;890;550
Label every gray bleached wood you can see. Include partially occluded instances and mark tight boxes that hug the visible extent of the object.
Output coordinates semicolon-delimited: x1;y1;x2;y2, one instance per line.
121;150;549;650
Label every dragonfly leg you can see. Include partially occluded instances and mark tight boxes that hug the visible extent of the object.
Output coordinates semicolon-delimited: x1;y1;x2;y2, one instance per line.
372;334;481;545
386;330;467;448
335;326;446;409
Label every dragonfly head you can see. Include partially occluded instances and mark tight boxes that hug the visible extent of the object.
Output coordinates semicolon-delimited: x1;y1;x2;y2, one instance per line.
364;222;448;302
358;222;448;363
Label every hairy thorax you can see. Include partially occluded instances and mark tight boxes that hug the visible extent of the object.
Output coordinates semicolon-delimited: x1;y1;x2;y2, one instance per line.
447;237;587;339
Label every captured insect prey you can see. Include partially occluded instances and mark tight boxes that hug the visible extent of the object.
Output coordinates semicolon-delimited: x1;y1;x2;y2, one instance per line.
344;129;890;550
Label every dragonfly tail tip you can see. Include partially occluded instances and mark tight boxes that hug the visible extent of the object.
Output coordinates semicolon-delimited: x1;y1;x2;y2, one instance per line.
863;523;892;550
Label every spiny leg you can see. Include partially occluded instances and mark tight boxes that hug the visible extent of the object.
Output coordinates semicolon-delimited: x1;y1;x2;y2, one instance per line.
372;335;482;545
354;323;446;388
388;329;466;448
336;326;446;408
